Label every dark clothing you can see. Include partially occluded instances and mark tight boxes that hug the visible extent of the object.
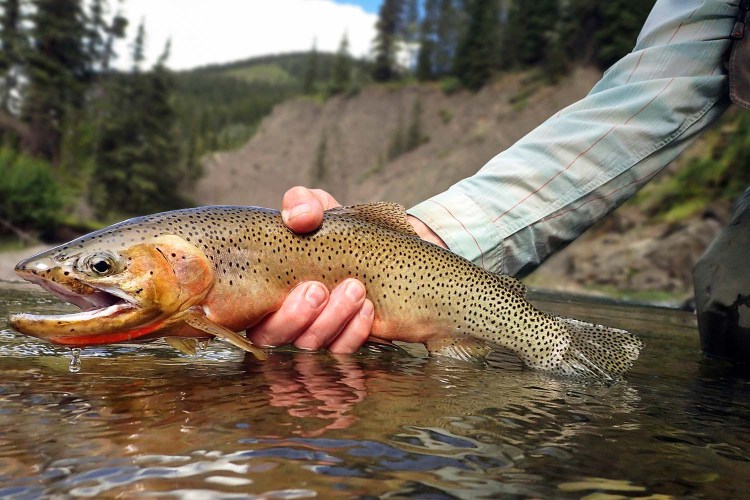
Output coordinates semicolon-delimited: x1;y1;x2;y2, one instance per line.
692;3;750;362
729;0;750;109
694;188;750;362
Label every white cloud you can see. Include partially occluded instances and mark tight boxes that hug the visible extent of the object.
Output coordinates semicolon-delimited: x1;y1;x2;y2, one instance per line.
114;0;378;70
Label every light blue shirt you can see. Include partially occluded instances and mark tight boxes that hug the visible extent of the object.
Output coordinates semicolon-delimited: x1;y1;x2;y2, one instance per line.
408;0;738;277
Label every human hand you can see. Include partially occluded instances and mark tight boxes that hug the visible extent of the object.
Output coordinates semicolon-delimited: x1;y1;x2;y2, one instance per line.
279;185;447;247
245;186;446;354
245;187;373;353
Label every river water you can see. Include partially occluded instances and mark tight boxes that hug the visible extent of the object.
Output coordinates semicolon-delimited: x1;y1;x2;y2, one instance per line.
0;282;748;498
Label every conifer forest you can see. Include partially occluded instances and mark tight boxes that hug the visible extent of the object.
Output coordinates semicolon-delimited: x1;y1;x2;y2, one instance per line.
0;0;691;242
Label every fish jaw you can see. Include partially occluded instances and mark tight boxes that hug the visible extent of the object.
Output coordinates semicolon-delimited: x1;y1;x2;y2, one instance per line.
9;304;165;346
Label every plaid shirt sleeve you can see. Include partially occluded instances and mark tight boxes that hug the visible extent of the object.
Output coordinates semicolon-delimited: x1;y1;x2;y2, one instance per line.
407;0;738;277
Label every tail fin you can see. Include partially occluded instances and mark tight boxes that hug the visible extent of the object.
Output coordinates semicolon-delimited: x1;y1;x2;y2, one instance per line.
552;316;643;380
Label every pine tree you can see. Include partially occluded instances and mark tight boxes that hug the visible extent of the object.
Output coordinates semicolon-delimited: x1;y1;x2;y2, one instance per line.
85;0;106;72
131;19;145;72
0;0;24;115
503;0;559;69
434;0;460;76
403;0;419;37
101;11;127;72
302;40;318;93
372;0;403;82
23;0;91;161
401;0;420;69
454;0;500;90
330;33;352;95
83;0;125;73
416;0;438;80
596;0;655;68
91;32;187;216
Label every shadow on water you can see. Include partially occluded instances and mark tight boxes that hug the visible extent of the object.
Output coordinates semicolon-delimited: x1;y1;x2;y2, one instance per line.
0;283;748;498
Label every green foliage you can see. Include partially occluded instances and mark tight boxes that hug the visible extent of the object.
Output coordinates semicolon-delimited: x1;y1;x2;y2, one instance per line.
329;34;352;96
373;0;403;82
439;76;461;95
22;0;91;160
173;71;296;156
504;0;561;69
415;0;437;80
227;64;295;85
0;0;24;115
173;52;372;156
454;0;500;90
412;0;654;92
302;41;318;94
0;147;63;231
417;0;461;80
90;65;190;217
635;109;750;222
595;0;655;68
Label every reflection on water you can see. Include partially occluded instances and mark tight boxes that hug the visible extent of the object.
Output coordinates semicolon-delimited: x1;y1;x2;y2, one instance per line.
0;282;749;498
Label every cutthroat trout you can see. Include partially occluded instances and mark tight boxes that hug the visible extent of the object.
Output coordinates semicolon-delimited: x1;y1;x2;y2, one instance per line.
9;204;642;379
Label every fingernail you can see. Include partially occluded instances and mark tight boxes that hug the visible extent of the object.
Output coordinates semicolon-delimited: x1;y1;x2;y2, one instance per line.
344;280;365;301
284;203;311;222
360;299;374;317
305;283;326;308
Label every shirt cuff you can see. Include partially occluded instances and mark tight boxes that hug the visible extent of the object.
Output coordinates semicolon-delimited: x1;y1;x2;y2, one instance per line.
407;190;504;273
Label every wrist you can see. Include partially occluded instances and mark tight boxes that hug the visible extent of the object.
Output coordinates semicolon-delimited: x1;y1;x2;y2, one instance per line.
407;215;447;249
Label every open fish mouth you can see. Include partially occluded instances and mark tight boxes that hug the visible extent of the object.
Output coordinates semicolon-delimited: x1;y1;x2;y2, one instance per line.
8;273;161;346
27;273;133;313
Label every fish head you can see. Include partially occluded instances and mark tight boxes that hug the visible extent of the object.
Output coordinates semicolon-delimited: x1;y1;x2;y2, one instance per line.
9;229;214;347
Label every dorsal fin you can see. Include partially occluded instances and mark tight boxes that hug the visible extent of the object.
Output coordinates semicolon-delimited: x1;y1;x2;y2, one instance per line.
493;273;527;298
326;203;418;236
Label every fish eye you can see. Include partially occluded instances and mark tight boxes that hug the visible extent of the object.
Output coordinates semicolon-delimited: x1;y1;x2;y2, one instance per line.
78;252;119;277
91;259;112;274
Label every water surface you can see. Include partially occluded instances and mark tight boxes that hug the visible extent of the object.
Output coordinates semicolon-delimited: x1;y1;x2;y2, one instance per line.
0;283;748;498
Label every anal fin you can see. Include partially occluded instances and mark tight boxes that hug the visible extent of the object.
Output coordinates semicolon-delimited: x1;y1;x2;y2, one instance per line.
165;337;199;356
424;336;492;362
184;313;267;360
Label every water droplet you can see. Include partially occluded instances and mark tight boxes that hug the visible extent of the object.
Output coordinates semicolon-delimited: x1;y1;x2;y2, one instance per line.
69;348;81;373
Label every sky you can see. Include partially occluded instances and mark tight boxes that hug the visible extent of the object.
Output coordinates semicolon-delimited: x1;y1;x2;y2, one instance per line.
116;1;381;70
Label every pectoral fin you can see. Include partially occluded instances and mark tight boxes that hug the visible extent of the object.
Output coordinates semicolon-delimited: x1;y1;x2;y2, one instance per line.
425;336;492;362
165;337;199;356
184;313;267;360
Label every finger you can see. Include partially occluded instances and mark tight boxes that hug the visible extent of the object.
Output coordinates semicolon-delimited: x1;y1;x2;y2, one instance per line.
247;282;329;347
294;279;366;351
327;299;374;354
308;188;341;210
281;186;341;233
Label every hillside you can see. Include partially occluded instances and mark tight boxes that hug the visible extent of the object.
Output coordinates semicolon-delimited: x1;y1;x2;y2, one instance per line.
192;68;600;208
173;52;371;156
188;66;744;303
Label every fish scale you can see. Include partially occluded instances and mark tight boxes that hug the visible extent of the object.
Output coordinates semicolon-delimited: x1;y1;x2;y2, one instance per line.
9;204;642;379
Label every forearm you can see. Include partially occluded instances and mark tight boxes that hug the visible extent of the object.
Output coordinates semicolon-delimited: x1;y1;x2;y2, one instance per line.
408;0;736;276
